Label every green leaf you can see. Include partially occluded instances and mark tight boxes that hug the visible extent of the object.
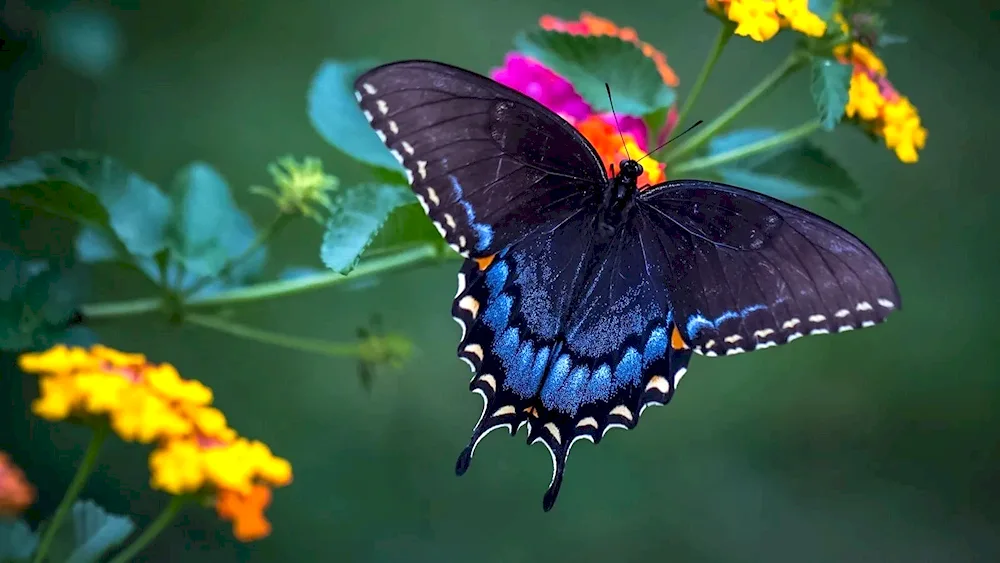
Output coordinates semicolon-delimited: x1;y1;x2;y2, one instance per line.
708;128;861;206
0;518;38;562
166;161;266;280
811;58;852;131
0;153;172;261
321;183;416;274
513;30;675;116
369;165;408;186
364;202;448;255
0;250;84;351
878;33;908;47
64;500;136;563
0;156;110;229
808;0;837;21
308;59;404;172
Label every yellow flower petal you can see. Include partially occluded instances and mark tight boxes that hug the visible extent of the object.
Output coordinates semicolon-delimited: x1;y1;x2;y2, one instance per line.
110;387;192;443
150;439;206;494
74;372;129;413
145;363;213;406
18;345;100;374
31;376;78;420
90;344;146;367
728;0;782;42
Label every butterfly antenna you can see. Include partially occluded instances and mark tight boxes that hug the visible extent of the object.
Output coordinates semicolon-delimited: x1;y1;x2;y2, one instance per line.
636;120;704;165
605;83;632;161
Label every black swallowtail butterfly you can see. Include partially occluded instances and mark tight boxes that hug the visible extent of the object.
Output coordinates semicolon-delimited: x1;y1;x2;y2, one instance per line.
353;60;900;511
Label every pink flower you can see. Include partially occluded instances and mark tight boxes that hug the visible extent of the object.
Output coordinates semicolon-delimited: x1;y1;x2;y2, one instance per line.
491;53;591;122
490;53;680;153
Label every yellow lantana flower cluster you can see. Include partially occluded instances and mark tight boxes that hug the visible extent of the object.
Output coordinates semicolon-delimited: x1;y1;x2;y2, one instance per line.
836;29;927;162
19;344;293;542
707;0;827;42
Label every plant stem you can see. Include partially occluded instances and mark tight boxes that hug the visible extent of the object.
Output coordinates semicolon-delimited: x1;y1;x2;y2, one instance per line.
106;495;186;563
81;243;444;320
673;20;736;132
182;212;293;298
31;425;109;563
670;119;822;174
665;51;808;163
186;313;361;357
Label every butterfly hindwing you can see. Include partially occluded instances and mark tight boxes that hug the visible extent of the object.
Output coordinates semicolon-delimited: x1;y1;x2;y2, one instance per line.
354;60;607;258
639;179;901;356
450;209;693;510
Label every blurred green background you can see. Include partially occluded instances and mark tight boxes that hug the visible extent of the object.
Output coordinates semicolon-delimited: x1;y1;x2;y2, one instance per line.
2;0;999;561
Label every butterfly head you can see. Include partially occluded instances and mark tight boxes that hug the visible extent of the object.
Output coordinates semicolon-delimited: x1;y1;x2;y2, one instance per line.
617;159;643;183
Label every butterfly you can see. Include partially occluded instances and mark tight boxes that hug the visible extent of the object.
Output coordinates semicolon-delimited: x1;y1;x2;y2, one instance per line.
353;60;900;511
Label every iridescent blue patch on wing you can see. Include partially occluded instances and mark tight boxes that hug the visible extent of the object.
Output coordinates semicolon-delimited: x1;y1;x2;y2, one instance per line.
585;363;613;402
486;259;509;293
642;327;668;367
497;327;520;360
506;340;539;397
475;224;494;251
449;175;494;252
484;294;513;330
684;304;768;340
555;365;590;412
541;354;572;409
530;346;551;393
613;347;642;389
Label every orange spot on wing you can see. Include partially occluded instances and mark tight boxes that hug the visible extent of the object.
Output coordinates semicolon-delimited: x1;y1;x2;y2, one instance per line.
524;406;539;418
475;255;495;270
671;326;689;350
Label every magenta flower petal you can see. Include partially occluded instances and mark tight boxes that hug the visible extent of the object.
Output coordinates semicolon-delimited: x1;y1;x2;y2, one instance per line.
490;53;592;122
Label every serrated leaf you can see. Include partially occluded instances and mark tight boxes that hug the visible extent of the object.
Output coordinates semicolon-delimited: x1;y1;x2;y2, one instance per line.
166;161;265;281
64;500;135;563
0;250;85;351
513;30;675;116
708;128;861;206
365;202;449;254
811;58;852;131
0;153;172;261
321;184;416;274
308;59;403;172
0;518;38;562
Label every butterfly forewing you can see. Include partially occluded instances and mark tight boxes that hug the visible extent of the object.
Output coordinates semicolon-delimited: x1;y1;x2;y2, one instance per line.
638;179;900;356
353;60;607;257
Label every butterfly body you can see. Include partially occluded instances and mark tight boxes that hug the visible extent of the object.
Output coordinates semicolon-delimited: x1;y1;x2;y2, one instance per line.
353;60;900;511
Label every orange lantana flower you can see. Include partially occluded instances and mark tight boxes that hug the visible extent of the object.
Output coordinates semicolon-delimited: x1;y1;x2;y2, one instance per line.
540;12;680;87
0;451;35;517
575;116;665;187
216;485;274;542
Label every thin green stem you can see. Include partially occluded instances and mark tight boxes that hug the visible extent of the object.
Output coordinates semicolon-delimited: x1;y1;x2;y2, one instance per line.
106;495;186;563
31;425;109;563
81;243;444;320
183;212;293;298
186;312;361;357
670;120;822;175
673;20;736;133
665;51;808;163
